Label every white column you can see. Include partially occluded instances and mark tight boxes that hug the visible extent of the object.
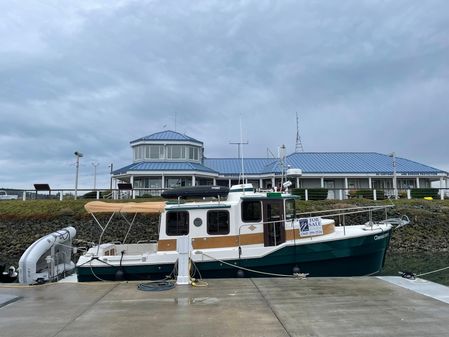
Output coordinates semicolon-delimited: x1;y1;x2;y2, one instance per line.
259;178;263;189
296;177;300;188
271;177;275;189
416;177;420;188
161;175;165;189
320;177;324;188
176;236;191;285
192;175;196;186
213;178;216;185
440;177;444;200
373;190;377;201
130;176;135;199
368;177;372;189
344;178;349;200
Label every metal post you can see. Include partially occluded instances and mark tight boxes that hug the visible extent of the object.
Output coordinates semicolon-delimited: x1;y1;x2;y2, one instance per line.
109;163;113;190
390;152;398;200
92;162;99;190
74;151;83;200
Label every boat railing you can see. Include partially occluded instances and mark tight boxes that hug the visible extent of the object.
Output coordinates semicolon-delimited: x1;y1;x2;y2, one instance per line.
237;205;394;252
296;205;394;235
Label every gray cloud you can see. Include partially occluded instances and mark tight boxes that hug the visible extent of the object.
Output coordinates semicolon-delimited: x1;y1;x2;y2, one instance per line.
1;0;448;188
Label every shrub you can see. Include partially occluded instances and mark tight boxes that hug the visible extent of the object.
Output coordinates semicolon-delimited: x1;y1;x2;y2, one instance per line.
292;188;328;200
410;188;439;199
82;191;105;199
354;189;385;200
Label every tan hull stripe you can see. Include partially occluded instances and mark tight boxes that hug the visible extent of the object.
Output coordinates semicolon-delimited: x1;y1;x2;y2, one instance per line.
158;221;335;251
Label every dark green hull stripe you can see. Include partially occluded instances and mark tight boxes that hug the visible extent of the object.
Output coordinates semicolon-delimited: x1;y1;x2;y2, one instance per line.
77;230;391;282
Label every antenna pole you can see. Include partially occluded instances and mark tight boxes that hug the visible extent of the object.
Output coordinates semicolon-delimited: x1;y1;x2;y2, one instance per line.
240;118;244;184
229;117;248;185
295;112;304;152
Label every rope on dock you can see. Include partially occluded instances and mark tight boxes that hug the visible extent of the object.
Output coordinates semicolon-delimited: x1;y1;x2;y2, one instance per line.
416;265;449;277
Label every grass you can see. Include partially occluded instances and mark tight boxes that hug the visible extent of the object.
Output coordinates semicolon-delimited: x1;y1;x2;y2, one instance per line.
1;197;448;220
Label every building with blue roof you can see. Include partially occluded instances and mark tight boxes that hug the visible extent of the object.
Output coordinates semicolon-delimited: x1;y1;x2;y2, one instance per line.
113;130;448;197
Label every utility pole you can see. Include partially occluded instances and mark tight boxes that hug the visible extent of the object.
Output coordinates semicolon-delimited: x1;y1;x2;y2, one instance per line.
74;151;83;200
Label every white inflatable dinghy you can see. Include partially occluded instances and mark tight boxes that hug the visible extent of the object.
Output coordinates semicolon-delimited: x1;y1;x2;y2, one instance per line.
18;227;76;284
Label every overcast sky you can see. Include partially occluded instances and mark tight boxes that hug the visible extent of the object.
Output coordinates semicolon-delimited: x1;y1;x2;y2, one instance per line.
1;0;448;189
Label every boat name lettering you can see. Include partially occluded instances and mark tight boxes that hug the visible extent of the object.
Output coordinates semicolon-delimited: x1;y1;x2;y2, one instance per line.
374;233;389;241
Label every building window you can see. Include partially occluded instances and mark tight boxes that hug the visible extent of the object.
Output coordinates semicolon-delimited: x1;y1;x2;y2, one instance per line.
207;211;230;235
147;145;164;159
166;211;189;236
241;200;261;222
189;147;199;160
166;177;192;188
167;145;185;159
133;145;145;161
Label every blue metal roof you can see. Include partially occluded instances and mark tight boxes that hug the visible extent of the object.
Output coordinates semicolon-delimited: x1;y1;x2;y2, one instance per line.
204;158;276;176
113;161;217;175
130;130;203;145
285;152;443;174
114;152;445;176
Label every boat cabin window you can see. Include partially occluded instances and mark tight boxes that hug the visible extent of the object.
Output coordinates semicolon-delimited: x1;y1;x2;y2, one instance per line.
166;211;189;236
285;199;295;220
241;200;262;222
207;210;230;235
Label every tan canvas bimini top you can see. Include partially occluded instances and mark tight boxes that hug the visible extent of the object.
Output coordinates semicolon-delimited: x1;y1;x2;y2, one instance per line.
84;201;166;214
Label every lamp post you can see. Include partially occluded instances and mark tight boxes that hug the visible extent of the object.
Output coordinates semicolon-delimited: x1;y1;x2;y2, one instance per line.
389;152;398;199
108;163;113;190
74;151;83;200
92;161;99;190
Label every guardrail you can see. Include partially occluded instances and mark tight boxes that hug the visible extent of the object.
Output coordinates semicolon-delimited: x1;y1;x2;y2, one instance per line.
1;187;448;201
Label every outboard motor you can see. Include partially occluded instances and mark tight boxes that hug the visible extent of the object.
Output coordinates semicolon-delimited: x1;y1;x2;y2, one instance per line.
0;266;18;283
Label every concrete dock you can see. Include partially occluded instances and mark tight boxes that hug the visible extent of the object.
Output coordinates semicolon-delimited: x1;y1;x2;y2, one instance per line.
1;277;449;337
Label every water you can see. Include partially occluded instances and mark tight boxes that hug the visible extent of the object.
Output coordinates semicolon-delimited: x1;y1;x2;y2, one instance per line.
381;251;449;286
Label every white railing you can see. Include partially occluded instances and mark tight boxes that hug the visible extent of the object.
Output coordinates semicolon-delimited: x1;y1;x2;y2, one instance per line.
2;187;449;201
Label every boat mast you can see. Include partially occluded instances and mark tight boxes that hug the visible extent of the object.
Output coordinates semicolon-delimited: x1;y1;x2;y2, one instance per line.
230;115;248;186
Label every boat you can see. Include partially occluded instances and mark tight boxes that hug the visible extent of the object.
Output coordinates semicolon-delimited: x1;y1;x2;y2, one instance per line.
18;227;76;284
161;185;229;199
76;184;394;282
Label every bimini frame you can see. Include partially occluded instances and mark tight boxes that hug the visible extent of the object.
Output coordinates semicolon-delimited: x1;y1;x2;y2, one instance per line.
84;201;166;255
